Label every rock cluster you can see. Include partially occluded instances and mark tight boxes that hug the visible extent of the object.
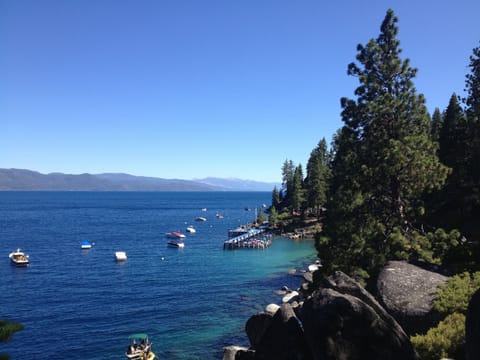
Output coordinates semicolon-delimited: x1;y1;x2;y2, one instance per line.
223;261;480;360
224;266;421;360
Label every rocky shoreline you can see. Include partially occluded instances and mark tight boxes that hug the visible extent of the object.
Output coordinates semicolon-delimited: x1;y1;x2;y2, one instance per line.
223;260;480;360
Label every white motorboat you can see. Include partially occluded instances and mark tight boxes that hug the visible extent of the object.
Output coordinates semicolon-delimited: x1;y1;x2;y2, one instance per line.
9;249;29;266
167;240;185;248
115;251;127;261
186;225;196;233
194;216;207;222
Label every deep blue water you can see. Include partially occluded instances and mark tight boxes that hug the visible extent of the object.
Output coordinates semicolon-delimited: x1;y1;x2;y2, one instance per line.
0;192;316;359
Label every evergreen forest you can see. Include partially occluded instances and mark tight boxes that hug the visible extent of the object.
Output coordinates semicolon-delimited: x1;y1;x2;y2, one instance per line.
271;9;480;285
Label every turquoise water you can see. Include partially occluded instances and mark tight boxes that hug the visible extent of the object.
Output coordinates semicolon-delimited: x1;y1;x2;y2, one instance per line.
0;192;316;359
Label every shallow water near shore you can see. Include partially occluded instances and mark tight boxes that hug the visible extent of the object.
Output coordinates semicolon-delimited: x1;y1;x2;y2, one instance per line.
0;192;316;359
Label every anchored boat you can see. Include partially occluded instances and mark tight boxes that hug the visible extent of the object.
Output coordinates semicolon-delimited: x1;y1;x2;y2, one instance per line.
125;333;156;360
165;231;186;239
9;248;29;266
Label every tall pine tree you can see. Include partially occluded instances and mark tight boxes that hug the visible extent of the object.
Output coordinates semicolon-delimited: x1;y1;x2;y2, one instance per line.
431;108;443;143
463;43;480;217
291;164;305;215
305;138;331;218
318;9;451;280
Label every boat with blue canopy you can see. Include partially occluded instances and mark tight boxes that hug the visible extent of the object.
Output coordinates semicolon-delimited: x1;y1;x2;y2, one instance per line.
81;241;92;249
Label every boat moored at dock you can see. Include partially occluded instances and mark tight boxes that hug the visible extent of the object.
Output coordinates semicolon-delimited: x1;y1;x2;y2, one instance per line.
224;227;273;250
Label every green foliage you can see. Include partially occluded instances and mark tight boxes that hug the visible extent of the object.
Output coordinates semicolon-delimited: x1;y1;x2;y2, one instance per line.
0;319;24;360
319;9;449;278
268;206;278;228
256;208;267;224
281;159;295;209
411;271;480;359
426;43;480;263
305;138;331;217
290;164;305;214
464;43;480;121
430;108;443;143
271;186;281;210
411;312;465;360
434;271;480;314
0;319;23;343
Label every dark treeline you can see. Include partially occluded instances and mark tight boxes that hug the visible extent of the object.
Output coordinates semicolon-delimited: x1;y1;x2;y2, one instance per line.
271;9;480;284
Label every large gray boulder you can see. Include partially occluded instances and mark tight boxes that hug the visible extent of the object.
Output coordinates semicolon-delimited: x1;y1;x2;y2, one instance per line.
252;303;312;360
466;288;480;360
376;261;448;334
300;288;419;360
245;312;274;349
321;271;410;339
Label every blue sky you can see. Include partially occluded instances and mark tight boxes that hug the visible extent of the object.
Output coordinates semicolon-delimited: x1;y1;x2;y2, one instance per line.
1;0;479;183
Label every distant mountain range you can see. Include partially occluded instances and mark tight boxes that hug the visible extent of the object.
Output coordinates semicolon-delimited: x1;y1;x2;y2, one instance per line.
0;169;279;192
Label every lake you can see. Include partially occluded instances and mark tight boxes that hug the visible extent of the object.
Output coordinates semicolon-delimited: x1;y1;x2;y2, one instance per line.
0;191;316;359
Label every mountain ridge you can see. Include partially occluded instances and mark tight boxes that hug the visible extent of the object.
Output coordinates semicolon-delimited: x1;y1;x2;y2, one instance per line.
0;168;279;191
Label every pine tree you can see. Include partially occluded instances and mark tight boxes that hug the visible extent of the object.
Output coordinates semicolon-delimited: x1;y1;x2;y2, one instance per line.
319;9;451;279
305;138;331;218
427;95;466;229
439;94;467;169
463;43;480;215
290;164;305;215
268;205;279;228
431;108;443;143
281;159;295;210
271;185;281;210
464;44;480;121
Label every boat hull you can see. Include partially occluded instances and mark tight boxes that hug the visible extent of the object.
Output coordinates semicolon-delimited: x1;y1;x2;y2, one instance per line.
10;259;29;267
126;351;156;360
167;241;185;248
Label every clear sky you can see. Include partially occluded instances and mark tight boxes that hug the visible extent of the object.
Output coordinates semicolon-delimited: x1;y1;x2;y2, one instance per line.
1;0;479;183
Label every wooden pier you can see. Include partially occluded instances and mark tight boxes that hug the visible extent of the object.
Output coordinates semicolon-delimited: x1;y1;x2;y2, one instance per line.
223;228;272;250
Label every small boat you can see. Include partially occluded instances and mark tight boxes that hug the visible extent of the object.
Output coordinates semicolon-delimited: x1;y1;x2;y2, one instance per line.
166;231;186;239
167;240;185;248
201;207;207;212
81;241;92;249
9;249;29;266
125;333;156;360
216;213;224;219
115;251;127;261
186;225;196;233
194;216;207;222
